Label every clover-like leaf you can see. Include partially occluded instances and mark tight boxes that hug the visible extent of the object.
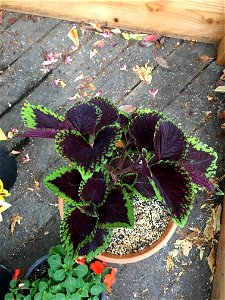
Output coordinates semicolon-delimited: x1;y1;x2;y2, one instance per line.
88;97;118;133
66;103;101;135
154;120;187;160
130;110;165;152
98;187;134;228
44;165;83;205
150;161;194;227
61;207;98;254
56;125;121;170
22;102;64;129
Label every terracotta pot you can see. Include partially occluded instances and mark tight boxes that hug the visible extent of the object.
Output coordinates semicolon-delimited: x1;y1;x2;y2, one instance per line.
58;198;177;264
97;221;177;264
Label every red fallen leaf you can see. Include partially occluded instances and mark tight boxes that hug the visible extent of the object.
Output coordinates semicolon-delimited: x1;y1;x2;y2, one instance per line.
8;17;17;25
12;269;20;280
156;56;169;69
143;34;160;43
90;260;105;275
104;268;117;294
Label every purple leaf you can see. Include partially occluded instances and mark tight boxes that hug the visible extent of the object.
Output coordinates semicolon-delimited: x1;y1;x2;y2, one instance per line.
154;121;187;160
56;125;120;169
98;188;133;227
130;111;162;152
179;161;214;192
20;128;59;138
63;208;98;252
185;144;215;173
88;97;118;132
134;175;155;198
78;228;111;257
33;108;61;128
121;173;137;185
81;172;107;206
151;161;194;224
66;103;101;135
44;166;82;205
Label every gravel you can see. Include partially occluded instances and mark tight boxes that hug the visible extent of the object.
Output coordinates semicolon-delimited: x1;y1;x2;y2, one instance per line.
106;197;171;255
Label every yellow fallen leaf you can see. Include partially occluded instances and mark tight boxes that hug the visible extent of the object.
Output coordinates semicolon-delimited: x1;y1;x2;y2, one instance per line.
0;128;7;141
174;239;192;257
166;255;174;272
89;83;97;91
10;213;23;235
132;64;153;84
89;22;103;32
67;26;79;48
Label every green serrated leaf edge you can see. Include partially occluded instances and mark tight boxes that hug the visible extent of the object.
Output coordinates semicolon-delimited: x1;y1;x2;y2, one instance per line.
21;102;64;129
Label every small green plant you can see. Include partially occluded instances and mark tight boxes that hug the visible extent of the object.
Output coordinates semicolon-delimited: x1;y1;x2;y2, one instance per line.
5;245;116;300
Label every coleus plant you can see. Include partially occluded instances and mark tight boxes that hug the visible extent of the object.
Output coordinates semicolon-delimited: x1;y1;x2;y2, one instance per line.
21;97;217;260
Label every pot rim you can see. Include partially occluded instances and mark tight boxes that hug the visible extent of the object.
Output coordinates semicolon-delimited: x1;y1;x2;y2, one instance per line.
25;254;49;279
97;221;177;264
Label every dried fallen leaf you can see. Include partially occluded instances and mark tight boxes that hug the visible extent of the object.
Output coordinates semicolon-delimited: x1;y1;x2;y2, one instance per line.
90;49;98;59
89;83;97;91
22;154;31;163
198;55;214;62
221;123;225;134
74;74;84;82
198;246;205;260
166;255;175;272
111;28;121;34
133;64;153;84
174;239;193;257
67;26;79;48
207;246;216;278
89;22;103;32
156;56;169;69
214;86;225;93
119;105;136;113
202;111;212;122
7;128;18;140
10;213;22;235
93;39;106;48
10;150;20;155
220;69;225;80
203;205;222;241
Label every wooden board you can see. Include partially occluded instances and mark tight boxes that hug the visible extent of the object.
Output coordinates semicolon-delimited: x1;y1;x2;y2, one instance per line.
1;0;225;43
216;37;225;65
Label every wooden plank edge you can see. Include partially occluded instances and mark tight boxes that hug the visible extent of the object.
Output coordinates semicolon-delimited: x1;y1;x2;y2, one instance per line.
0;1;224;43
211;193;225;299
216;37;225;66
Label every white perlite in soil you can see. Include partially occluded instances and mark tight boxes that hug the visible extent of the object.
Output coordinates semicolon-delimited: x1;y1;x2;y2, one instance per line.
105;197;171;255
